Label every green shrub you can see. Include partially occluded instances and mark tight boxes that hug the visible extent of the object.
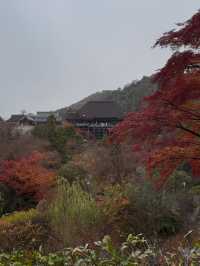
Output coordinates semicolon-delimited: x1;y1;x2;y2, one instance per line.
58;163;88;188
157;215;181;236
0;184;30;216
0;183;13;216
32;118;82;163
0;209;38;226
48;179;104;246
191;183;200;195
123;182;184;238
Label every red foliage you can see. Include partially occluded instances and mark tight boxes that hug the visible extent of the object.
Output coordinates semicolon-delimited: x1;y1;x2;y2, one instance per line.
152;51;200;88
154;10;200;49
111;10;200;188
0;152;55;201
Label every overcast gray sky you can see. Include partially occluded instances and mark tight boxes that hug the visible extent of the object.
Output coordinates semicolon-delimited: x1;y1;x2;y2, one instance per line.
0;1;199;118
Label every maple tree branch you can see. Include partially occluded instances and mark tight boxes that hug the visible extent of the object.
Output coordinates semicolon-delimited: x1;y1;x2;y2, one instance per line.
176;123;200;138
163;99;200;120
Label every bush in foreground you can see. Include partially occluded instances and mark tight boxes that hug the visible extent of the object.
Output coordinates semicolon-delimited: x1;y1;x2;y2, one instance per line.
48;179;104;246
0;209;51;252
0;233;199;265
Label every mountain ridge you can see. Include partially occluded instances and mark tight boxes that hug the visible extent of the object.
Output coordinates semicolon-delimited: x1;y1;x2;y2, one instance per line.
58;76;157;117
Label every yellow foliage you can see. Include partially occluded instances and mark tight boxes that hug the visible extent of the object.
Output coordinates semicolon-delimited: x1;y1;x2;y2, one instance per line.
0;209;38;227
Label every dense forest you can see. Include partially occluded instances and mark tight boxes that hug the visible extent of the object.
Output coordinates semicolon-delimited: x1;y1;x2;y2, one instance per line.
0;8;200;266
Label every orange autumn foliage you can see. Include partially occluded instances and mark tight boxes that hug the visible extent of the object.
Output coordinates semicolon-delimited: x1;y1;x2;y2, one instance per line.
0;152;55;201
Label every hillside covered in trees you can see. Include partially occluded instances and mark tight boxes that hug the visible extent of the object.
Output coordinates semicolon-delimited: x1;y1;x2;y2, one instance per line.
1;6;200;266
59;76;157;116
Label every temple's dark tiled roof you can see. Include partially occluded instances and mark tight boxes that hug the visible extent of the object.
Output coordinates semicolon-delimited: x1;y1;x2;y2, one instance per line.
77;101;123;120
65;111;79;120
7;114;25;123
35;112;61;123
7;112;62;124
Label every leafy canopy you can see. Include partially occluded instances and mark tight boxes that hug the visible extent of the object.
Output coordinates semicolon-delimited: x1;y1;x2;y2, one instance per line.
0;152;55;202
112;10;200;189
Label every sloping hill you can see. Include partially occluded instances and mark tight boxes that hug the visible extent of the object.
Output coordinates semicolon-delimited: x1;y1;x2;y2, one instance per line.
59;76;157;117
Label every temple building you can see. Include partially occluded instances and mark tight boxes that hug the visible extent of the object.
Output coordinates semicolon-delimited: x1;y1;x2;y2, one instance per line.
65;101;123;139
7;112;61;134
